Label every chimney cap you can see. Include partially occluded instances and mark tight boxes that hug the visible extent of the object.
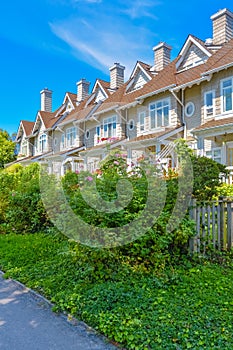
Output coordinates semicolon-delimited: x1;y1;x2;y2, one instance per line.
153;42;172;51
211;8;233;20
109;62;125;71
76;78;90;86
40;87;52;94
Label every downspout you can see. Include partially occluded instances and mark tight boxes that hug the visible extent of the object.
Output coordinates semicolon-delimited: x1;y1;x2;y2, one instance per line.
182;88;186;140
170;88;186;139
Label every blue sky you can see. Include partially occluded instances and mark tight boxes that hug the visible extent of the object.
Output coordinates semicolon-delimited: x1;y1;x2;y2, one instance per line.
1;1;233;135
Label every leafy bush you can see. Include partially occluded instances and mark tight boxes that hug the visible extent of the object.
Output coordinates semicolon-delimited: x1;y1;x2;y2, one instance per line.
0;163;50;234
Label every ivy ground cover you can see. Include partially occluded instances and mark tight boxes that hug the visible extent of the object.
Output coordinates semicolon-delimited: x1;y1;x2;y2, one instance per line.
0;232;233;350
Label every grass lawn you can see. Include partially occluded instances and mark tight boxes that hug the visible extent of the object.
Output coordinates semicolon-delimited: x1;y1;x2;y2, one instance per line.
0;232;233;350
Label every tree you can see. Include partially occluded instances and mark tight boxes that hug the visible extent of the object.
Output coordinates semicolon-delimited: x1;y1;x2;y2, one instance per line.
0;129;16;168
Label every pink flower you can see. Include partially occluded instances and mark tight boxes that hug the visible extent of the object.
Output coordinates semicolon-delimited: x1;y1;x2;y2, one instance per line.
85;176;93;182
75;170;80;174
113;161;119;165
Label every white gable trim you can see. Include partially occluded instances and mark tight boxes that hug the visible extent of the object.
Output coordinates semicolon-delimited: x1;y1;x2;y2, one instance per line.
130;62;152;80
176;35;212;70
31;113;45;135
62;93;76;109
92;80;108;98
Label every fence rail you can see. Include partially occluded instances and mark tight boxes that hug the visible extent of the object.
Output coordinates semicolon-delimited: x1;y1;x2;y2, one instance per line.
189;197;233;254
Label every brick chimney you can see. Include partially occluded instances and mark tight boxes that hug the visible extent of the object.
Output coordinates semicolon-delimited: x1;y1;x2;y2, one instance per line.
109;63;125;90
152;42;172;72
211;8;233;45
76;78;90;103
40;88;52;112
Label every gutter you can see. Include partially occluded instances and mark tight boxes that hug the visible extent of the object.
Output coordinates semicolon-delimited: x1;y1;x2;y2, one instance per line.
202;62;233;76
192;122;233;134
136;84;176;101
172;76;209;91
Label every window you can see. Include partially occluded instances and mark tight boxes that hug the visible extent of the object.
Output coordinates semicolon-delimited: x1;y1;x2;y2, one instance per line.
21;140;27;155
61;134;65;149
204;91;215;118
138;111;146;132
221;78;233;113
206;148;222;164
66;127;76;147
149;99;170;129
96;126;101;143
103;116;117;138
185;102;195;117
85;129;90;139
128;119;134;130
39;134;47;153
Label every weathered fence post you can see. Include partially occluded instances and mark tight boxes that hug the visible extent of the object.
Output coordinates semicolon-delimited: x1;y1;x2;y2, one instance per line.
219;196;226;250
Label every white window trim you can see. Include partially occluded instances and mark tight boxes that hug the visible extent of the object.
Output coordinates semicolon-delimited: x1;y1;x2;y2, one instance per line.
206;147;222;164
39;133;47;153
85;129;90;140
138;111;146;133
66;127;76;148
103;115;117;138
128;119;135;130
149;98;170;130
185;102;195;117
204;90;215;119
221;76;233;114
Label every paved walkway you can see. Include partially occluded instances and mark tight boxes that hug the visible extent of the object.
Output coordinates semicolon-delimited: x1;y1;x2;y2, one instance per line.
0;272;117;350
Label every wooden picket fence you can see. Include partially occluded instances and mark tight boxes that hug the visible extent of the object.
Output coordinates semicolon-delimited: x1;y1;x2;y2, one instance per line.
189;197;233;254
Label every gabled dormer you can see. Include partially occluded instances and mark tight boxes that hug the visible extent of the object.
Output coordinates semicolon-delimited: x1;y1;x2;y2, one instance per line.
16;120;34;158
62;92;77;113
92;79;110;103
126;61;153;93
176;35;212;72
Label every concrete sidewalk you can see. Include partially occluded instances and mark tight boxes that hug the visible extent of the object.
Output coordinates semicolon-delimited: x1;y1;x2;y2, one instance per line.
0;272;117;350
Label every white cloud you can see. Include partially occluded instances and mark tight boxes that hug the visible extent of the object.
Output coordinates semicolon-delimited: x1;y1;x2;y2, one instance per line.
120;0;161;19
49;1;161;77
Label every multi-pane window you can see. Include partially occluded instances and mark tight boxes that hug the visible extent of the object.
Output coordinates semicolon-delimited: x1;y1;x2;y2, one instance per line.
66;127;76;147
221;78;233;112
103;116;117;138
149;99;170;129
206;148;222;164
39;134;47;153
21;140;27;155
204;91;215;118
138;111;146;132
61;134;65;149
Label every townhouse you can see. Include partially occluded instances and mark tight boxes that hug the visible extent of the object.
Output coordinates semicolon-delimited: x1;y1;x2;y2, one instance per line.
13;8;233;175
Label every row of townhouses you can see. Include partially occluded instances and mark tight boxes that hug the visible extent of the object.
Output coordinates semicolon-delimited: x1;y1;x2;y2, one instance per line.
14;8;233;176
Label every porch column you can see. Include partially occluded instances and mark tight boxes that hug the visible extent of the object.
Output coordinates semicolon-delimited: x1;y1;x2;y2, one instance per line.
127;148;132;169
222;142;226;165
